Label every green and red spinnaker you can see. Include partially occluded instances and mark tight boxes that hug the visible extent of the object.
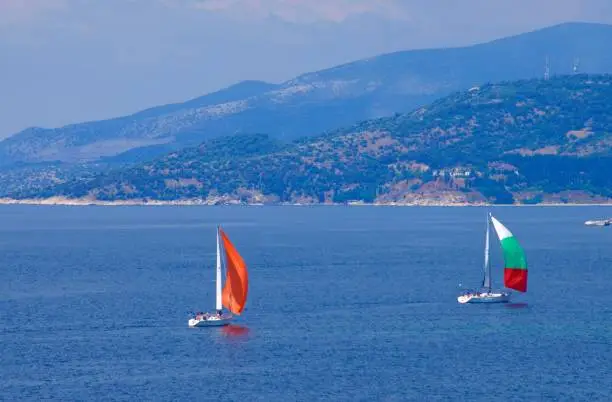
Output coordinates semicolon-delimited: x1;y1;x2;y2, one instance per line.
490;216;528;292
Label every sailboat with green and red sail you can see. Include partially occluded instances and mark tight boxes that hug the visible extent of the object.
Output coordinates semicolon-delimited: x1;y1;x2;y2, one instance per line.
458;213;528;304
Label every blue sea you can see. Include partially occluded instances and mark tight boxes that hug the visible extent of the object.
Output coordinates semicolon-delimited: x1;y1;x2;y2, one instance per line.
1;205;611;401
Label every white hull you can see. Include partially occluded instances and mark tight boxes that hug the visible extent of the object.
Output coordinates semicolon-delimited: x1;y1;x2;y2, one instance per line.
585;220;610;226
457;292;510;304
188;314;233;327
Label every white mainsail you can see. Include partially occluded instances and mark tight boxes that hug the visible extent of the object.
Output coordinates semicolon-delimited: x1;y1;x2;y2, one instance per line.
215;227;222;311
482;213;491;290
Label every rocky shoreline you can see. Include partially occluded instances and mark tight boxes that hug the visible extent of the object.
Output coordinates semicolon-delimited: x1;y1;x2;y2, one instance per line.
1;196;611;207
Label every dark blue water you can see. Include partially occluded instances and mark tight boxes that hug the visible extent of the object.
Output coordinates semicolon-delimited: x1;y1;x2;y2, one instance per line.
1;205;612;401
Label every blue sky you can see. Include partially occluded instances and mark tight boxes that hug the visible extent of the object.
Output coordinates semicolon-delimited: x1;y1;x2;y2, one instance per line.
1;0;611;138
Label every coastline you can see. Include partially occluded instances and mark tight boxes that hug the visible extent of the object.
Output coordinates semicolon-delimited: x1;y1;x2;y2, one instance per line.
1;196;611;207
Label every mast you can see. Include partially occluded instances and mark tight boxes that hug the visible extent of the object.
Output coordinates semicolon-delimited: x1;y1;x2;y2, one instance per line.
482;213;491;291
215;226;222;312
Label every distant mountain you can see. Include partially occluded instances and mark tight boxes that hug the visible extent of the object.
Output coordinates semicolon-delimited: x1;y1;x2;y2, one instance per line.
2;22;612;167
9;74;612;205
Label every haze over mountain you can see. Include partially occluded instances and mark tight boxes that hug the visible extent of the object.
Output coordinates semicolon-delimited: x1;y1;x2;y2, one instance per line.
2;22;612;168
3;0;612;138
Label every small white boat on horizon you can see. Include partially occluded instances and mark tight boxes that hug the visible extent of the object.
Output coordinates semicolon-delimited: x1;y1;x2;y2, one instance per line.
458;213;528;304
584;219;610;227
188;226;249;328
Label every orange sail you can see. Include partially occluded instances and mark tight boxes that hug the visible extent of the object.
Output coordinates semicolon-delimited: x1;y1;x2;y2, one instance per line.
220;229;249;315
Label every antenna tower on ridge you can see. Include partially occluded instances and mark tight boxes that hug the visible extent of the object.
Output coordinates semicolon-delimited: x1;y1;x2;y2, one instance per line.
573;57;580;74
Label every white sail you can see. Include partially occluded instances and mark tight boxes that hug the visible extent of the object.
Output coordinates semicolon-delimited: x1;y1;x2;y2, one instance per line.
482;213;491;290
215;226;222;311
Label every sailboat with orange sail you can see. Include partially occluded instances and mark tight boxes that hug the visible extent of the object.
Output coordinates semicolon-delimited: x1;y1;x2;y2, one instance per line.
188;226;249;327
